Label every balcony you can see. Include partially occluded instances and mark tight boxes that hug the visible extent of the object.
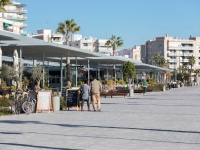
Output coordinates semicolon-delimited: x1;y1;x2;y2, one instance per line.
3;16;27;21
167;52;193;57
19;24;27;28
168;59;176;62
6;9;27;14
168;46;194;50
180;59;189;63
20;31;27;35
3;27;13;32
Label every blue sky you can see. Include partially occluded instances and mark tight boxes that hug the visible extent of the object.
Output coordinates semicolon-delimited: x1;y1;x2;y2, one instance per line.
19;0;200;49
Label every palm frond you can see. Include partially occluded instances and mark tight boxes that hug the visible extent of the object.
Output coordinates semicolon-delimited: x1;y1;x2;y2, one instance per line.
56;22;66;34
0;7;6;12
0;0;12;6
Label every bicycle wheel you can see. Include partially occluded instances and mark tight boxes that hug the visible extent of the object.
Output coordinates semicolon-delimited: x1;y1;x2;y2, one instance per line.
15;100;21;114
11;101;16;114
22;101;32;114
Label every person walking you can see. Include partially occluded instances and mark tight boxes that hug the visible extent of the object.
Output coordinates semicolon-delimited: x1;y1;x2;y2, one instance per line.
143;81;148;95
90;76;102;111
79;80;91;111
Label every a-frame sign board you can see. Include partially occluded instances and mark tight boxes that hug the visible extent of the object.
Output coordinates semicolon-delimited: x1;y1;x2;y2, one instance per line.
66;89;79;111
36;90;54;113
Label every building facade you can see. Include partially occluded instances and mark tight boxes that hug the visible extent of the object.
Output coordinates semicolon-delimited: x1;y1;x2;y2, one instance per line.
69;34;112;56
0;1;27;36
32;29;63;44
117;46;141;61
141;34;200;70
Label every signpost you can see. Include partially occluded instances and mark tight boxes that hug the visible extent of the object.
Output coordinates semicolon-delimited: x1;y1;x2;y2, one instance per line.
67;89;79;110
36;91;54;113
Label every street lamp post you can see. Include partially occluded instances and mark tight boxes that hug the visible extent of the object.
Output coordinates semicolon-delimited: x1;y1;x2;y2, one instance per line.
173;50;177;82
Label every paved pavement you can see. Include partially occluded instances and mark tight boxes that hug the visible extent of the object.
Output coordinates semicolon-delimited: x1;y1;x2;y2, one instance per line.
1;86;200;150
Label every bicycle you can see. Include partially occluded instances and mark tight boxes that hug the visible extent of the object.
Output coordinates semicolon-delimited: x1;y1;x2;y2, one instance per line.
22;89;37;114
11;90;23;114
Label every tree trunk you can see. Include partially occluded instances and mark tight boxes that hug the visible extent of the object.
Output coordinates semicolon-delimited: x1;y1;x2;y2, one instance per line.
66;32;71;89
66;32;70;45
16;81;21;90
36;80;40;90
113;47;116;80
66;57;71;89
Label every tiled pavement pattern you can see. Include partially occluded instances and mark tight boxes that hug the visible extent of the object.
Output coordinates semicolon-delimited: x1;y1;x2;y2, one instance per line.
1;86;200;150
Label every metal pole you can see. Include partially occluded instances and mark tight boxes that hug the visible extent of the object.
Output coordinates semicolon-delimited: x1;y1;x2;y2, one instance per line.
60;54;63;91
42;50;45;88
75;56;77;87
88;59;90;84
121;64;123;80
48;61;49;87
98;61;100;80
20;47;22;88
32;46;35;66
107;63;108;80
114;64;116;80
0;47;2;84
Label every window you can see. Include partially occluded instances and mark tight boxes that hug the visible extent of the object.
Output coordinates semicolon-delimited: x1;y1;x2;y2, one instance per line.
83;43;92;46
76;44;79;46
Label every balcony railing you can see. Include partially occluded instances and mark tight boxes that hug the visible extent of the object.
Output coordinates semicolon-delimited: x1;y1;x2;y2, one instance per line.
6;9;27;14
3;27;13;32
19;24;27;28
3;16;27;21
167;52;193;57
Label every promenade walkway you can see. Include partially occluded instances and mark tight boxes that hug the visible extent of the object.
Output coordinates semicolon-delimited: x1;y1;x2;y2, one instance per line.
0;86;200;150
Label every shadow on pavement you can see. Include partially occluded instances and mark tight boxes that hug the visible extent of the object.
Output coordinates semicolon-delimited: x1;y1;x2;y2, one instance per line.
0;142;81;150
1;120;200;134
0;131;21;135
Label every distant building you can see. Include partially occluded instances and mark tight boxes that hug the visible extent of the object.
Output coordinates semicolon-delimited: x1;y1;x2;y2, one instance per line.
69;34;112;56
141;34;200;70
72;34;82;41
117;46;141;61
32;29;63;44
0;1;27;36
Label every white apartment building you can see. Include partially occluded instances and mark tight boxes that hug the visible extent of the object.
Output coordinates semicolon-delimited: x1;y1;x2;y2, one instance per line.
0;1;27;36
69;34;112;56
117;46;141;61
32;29;63;44
141;34;200;70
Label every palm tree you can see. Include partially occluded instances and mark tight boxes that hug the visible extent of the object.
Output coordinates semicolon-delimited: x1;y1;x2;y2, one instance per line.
193;69;200;84
105;35;123;78
105;35;123;56
188;55;195;84
188;55;195;70
151;53;166;67
56;19;80;87
0;0;12;12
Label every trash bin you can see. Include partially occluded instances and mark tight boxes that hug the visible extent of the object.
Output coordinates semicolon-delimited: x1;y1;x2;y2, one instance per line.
163;85;166;92
53;96;60;111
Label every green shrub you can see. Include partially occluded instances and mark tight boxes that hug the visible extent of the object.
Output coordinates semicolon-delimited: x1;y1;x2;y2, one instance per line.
0;109;11;116
152;84;163;91
60;96;66;110
118;79;126;85
9;86;16;91
77;81;84;87
44;86;52;90
0;97;12;107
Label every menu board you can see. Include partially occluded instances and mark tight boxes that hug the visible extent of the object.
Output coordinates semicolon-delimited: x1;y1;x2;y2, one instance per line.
62;87;66;99
67;89;78;110
36;91;54;113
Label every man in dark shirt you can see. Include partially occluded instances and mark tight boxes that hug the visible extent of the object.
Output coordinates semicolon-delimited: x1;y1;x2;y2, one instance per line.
79;80;91;111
